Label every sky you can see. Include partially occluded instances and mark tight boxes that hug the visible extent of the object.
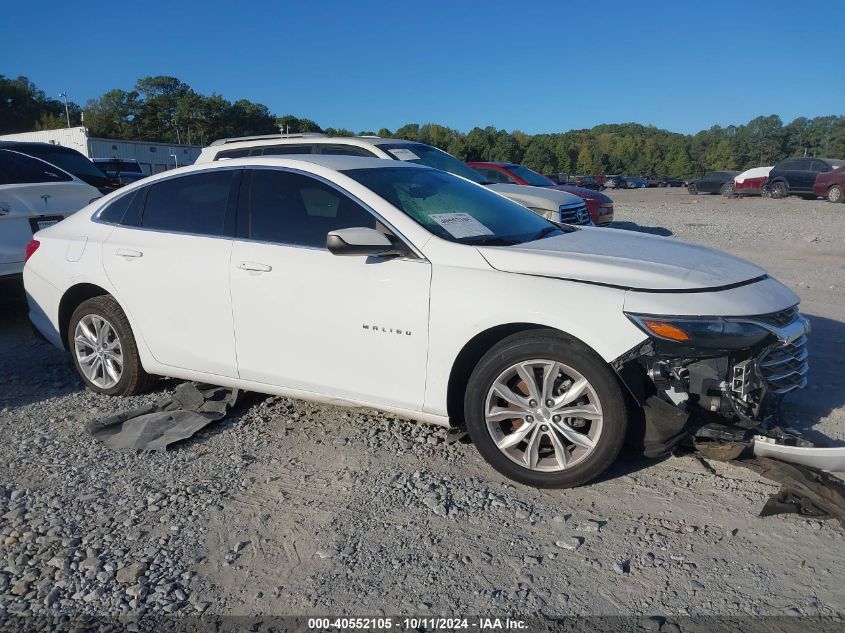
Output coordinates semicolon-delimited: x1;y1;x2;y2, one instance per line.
3;0;842;136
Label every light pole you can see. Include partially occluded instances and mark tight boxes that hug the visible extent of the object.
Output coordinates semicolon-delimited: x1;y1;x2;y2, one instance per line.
59;92;71;128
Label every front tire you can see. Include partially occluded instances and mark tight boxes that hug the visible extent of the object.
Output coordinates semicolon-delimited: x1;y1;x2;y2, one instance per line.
68;295;156;396
464;331;627;488
688;184;698;195
721;182;735;197
769;181;788;199
827;185;843;203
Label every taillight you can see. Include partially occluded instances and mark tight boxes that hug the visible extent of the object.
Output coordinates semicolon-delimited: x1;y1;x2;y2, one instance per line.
24;240;40;263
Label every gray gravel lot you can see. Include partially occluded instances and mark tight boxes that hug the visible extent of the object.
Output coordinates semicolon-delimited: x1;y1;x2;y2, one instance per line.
1;187;844;621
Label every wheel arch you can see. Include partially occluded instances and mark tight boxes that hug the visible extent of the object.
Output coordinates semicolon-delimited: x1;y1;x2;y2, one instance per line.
445;322;600;427
58;283;112;350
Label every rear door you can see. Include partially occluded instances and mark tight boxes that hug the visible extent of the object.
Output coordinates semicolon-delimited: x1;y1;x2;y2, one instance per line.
102;168;242;377
0;150;97;276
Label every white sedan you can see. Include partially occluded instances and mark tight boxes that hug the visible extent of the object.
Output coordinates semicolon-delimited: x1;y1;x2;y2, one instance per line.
24;156;809;487
1;149;101;281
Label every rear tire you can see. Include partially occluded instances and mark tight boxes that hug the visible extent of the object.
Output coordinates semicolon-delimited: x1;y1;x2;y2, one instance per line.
721;182;734;197
68;296;157;396
827;185;843;203
688;184;698;195
464;331;627;488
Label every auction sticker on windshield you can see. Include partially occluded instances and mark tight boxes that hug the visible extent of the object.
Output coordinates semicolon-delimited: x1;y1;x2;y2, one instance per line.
388;148;420;161
430;213;494;239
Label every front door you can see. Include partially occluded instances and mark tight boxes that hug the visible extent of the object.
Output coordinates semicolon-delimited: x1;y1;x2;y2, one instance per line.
229;168;431;411
102;169;241;377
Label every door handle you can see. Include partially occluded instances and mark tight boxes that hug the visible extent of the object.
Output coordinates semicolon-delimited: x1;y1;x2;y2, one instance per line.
116;248;143;259
237;261;272;272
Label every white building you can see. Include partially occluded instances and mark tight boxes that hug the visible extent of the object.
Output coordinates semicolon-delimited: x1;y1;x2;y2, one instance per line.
0;127;201;175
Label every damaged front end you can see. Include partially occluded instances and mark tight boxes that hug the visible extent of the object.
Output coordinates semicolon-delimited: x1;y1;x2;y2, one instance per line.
614;305;811;458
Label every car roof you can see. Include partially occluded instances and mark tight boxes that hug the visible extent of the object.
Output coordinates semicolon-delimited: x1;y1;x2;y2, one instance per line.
0;141;84;154
241;155;427;171
202;135;424;154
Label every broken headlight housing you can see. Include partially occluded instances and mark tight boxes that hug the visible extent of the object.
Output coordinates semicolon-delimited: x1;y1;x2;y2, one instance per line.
625;314;771;351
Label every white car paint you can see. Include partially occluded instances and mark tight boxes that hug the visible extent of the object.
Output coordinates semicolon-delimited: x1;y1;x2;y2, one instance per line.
25;156;801;428
477;228;768;290
0;152;100;278
195;135;589;224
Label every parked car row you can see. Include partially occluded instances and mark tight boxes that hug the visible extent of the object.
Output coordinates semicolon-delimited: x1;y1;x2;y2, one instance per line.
467;162;614;225
687;156;845;203
199;134;595;226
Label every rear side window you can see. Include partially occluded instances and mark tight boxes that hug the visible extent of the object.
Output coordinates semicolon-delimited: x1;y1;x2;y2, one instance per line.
141;171;238;236
318;144;377;157
99;189;140;224
0;150;73;185
246;169;377;248
215;148;251;160
261;145;315;156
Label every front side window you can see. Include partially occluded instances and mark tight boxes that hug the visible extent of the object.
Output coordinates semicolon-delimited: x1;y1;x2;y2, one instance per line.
344;166;567;245
247;169;377;248
0;150;73;185
377;143;488;184
141;170;237;236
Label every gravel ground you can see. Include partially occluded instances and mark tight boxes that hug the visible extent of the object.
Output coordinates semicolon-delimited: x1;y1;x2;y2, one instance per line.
1;187;844;623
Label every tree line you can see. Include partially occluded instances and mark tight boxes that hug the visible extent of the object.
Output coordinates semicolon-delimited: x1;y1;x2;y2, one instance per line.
2;74;844;178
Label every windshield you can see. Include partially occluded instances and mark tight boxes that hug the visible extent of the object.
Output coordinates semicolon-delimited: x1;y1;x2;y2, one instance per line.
22;147;109;187
377;143;488;184
507;165;555;187
344;166;567;245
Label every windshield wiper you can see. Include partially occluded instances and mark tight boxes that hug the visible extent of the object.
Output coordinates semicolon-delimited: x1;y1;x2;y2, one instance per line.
461;236;521;246
529;226;562;242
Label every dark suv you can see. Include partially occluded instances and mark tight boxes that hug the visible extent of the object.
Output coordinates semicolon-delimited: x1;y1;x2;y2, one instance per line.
688;171;739;195
766;157;845;199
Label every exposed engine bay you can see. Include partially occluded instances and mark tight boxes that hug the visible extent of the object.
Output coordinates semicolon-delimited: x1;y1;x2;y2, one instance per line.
615;305;816;458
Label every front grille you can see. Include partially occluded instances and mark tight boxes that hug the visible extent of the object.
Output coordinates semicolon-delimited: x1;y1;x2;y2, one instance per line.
559;202;590;225
758;335;809;394
751;306;799;327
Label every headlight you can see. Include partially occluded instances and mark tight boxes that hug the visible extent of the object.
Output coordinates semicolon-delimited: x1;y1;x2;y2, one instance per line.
625;314;770;349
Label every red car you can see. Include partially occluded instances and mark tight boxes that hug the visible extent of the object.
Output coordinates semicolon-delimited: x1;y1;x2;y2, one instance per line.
467;162;614;226
731;166;772;197
813;165;845;203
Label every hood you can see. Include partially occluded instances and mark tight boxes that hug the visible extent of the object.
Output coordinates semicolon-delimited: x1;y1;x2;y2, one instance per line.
486;183;582;208
476;227;767;290
547;184;612;203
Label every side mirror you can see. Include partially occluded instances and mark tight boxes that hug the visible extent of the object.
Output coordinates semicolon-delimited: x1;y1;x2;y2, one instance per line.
326;227;403;257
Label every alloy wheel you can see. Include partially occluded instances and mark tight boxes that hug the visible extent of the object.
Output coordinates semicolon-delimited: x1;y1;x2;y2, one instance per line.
74;314;124;389
484;360;603;472
829;186;843;203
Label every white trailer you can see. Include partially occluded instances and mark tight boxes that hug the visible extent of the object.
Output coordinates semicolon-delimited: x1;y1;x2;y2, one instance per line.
0;127;201;175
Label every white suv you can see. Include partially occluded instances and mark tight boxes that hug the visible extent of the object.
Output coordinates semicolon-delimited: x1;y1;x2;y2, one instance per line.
196;134;592;226
24;156;809;487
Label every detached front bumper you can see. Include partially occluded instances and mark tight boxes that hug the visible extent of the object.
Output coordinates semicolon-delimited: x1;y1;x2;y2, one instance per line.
614;306;811;458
